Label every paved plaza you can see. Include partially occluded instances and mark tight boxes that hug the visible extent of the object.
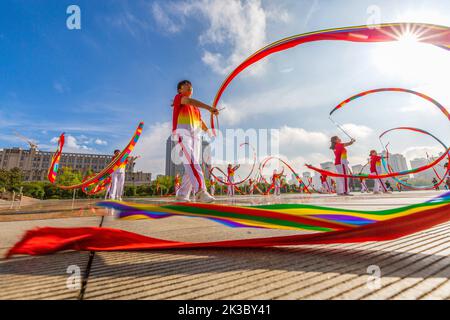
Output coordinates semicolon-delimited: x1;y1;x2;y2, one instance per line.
1;191;450;300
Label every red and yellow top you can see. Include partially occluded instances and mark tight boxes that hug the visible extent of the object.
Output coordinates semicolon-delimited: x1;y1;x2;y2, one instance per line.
334;143;348;165
370;155;382;173
172;94;202;132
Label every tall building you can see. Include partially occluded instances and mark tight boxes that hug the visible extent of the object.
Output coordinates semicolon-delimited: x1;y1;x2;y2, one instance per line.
0;146;151;185
381;151;409;176
165;136;211;179
320;161;334;171
410;157;435;181
430;152;447;178
165;137;184;177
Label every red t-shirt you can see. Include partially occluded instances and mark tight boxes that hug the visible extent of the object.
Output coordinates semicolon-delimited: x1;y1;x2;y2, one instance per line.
370;155;382;173
172;94;202;132
320;175;327;183
334;143;347;165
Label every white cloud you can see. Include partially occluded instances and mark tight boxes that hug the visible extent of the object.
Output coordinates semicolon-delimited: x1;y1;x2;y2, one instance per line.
403;146;444;161
196;0;268;75
132;122;172;174
53;81;70;94
219;82;335;126
50;135;94;154
95;139;108;146
151;2;182;34
341;123;374;139
152;0;290;75
278;126;328;152
279;67;294;73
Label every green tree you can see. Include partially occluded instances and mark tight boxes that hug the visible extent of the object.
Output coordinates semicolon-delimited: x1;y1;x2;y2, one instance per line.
21;182;45;199
55;167;83;198
124;185;137;197
8;168;23;192
0;169;8;190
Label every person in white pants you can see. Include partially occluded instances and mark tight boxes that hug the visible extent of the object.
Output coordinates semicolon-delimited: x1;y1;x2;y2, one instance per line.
174;173;181;196
172;80;218;203
227;164;240;197
360;177;369;193
210;177;216;196
108;149;126;201
370;150;390;194
272;170;282;196
320;174;330;193
330;136;356;196
248;178;254;195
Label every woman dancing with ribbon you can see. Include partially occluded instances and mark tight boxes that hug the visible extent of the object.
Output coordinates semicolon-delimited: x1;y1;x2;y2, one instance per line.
172;80;219;203
227;164;240;197
369;150;391;194
330;136;355;196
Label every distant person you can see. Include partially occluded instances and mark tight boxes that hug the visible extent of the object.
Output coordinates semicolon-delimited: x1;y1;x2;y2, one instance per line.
330;179;336;193
210;176;216;196
359;177;369;193
109;149;126;201
248;178;255;195
272;169;283;196
227;164;240;197
385;180;393;192
174;173;181;196
432;177;439;190
330;136;355;196
369;150;390;194
446;177;450;190
320;174;331;193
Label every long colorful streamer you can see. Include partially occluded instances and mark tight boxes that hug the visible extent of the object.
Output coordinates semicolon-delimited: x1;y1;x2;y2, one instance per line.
212;23;450;109
52;122;144;190
7;191;450;257
379;127;450;190
47;133;65;184
330;88;450;119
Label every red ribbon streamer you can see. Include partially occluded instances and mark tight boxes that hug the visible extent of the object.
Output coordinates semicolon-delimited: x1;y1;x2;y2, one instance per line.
7;200;450;258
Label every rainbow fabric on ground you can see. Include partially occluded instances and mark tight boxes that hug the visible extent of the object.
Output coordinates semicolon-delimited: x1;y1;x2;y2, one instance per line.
98;191;450;233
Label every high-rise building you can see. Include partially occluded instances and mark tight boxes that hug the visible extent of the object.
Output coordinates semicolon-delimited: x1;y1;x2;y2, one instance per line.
320;161;334;171
381;151;409;175
0;146;151;185
410;157;435;181
430;152;447;178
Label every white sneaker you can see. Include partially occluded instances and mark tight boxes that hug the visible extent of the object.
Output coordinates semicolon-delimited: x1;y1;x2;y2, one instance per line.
196;190;216;203
175;194;191;202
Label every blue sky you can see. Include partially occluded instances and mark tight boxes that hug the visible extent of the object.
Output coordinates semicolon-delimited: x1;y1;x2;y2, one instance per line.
1;0;449;175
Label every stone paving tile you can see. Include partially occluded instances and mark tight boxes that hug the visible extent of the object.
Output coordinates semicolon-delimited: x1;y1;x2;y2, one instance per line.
223;225;450;300
0;216;101;300
420;280;450;300
0;251;89;300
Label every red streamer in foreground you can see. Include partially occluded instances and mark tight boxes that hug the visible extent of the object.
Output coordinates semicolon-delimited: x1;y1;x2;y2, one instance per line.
6;200;450;258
